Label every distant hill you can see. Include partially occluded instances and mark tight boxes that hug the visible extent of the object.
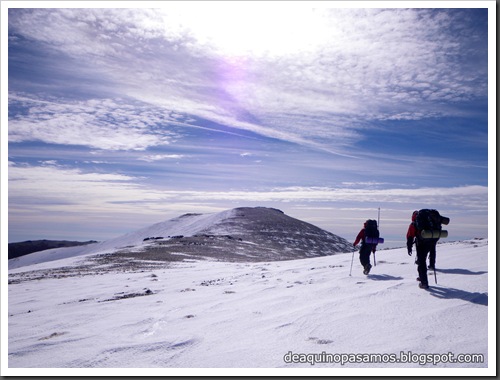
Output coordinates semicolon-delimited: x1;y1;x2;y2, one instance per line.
8;240;97;260
8;207;354;269
112;206;354;262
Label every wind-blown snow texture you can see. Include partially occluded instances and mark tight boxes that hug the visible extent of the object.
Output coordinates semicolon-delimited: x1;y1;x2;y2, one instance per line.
6;208;491;375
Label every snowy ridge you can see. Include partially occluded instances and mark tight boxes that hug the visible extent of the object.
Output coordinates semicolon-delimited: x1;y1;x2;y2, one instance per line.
115;208;238;245
7;238;490;374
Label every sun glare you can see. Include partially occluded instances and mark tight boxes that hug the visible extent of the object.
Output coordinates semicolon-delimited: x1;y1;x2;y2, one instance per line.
162;4;329;58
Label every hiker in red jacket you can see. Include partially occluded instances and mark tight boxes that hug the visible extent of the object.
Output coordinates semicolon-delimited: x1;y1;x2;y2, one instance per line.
353;221;377;275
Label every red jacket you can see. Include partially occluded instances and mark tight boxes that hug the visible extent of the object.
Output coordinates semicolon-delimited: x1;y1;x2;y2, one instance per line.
353;228;377;253
406;211;419;249
406;223;417;239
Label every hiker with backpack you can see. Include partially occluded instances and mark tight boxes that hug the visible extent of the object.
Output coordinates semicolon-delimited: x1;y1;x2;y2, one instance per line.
353;220;380;275
406;209;449;289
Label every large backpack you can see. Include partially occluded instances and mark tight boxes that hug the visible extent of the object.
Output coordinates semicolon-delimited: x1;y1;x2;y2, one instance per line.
414;209;449;240
364;219;380;244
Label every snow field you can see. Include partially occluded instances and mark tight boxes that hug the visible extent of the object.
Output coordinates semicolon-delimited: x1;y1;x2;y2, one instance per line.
6;239;490;375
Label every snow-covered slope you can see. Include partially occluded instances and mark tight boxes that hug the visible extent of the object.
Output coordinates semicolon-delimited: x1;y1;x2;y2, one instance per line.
6;238;491;375
7;210;236;270
8;207;353;269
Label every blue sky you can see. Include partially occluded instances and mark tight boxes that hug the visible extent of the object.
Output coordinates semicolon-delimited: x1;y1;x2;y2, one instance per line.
4;2;494;247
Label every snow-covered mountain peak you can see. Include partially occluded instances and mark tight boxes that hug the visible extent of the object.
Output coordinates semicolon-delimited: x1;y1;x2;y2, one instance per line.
8;207;353;270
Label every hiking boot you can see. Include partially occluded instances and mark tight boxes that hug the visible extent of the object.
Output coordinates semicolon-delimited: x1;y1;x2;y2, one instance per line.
363;264;372;275
419;282;429;289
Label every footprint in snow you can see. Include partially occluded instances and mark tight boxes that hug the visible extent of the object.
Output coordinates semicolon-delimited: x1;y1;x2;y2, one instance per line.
307;337;334;345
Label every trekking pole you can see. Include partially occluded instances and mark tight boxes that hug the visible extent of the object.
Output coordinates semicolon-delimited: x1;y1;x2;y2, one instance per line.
349;249;355;276
434;269;438;284
374;207;380;267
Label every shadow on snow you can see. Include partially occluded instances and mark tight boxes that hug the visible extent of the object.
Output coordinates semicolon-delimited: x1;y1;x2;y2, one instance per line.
429;287;488;306
367;274;404;281
435;268;487;276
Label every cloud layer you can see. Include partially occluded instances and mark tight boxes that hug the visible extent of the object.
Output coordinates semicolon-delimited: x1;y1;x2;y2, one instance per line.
8;161;488;243
8;7;488;152
6;4;490;244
